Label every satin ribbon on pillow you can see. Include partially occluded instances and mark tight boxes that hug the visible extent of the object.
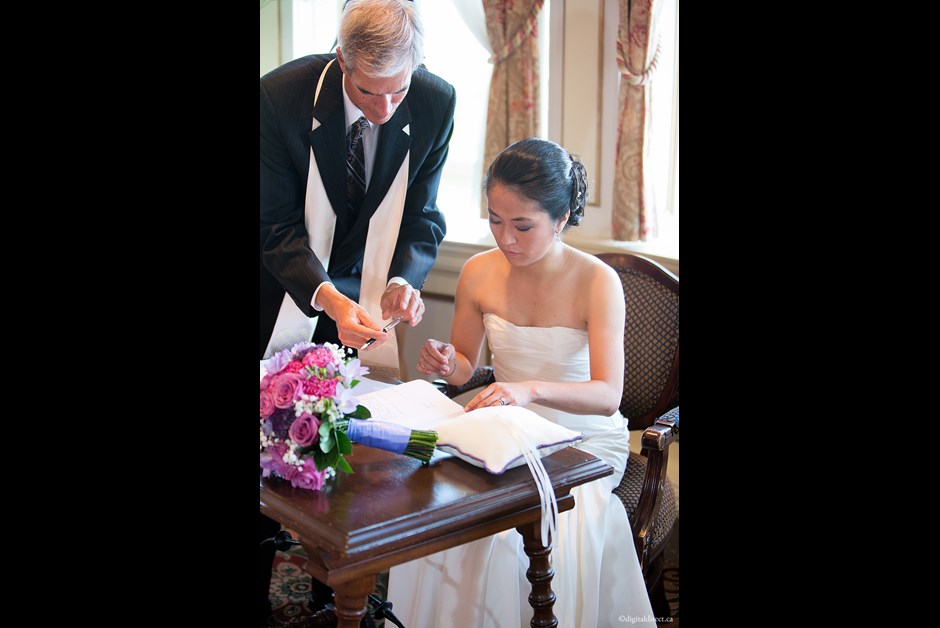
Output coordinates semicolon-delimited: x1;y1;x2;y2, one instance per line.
500;415;559;548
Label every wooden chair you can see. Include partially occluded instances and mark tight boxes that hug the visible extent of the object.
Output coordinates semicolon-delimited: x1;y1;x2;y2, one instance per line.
443;252;679;617
598;252;679;618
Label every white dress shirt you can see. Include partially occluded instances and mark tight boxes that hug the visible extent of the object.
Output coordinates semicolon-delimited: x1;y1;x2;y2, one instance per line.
311;75;408;311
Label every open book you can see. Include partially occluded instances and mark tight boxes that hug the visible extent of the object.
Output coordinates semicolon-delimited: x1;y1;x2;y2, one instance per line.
354;379;583;475
356;378;582;547
354;378;465;428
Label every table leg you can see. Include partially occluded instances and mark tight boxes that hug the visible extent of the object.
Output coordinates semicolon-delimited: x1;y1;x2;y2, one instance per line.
332;574;376;628
517;521;557;628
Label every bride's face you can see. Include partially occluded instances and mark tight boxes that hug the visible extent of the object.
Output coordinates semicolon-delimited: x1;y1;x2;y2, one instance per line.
487;184;561;267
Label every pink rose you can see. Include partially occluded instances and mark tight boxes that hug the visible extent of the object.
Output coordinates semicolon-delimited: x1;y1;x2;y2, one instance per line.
271;372;304;409
260;391;276;418
288;413;320;447
303;347;335;369
260;373;274;391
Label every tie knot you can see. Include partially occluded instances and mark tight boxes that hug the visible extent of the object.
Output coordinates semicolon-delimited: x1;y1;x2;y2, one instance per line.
350;116;369;142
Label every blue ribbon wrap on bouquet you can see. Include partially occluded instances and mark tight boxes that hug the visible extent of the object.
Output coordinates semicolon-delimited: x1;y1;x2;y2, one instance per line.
346;418;410;454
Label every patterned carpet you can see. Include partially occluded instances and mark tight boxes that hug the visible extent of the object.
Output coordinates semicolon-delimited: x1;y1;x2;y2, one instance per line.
267;548;318;625
268;520;679;627
660;517;680;626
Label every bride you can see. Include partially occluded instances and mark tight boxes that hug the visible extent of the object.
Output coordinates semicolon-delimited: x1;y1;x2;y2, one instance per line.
387;138;657;627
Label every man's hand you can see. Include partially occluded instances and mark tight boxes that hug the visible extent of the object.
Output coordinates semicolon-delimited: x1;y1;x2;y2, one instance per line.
316;284;390;350
381;283;425;326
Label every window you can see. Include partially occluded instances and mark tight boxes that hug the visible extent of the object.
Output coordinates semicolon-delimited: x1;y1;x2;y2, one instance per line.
417;0;552;240
415;0;495;239
649;0;679;253
260;1;342;77
419;0;678;259
260;0;678;261
288;0;342;59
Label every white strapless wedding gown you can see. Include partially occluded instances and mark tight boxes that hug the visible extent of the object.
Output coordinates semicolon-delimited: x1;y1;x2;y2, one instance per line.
387;314;656;627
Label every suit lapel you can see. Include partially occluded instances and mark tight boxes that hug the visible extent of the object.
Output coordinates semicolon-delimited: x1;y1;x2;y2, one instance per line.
341;99;413;246
307;59;347;238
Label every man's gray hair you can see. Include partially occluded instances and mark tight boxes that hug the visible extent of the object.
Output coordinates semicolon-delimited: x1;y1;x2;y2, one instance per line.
338;0;424;77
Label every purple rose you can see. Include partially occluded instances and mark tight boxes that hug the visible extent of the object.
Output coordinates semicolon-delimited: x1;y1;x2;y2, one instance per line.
288;412;320;447
268;407;294;440
271;372;304;408
291;461;328;491
276;463;298;482
260;391;276;418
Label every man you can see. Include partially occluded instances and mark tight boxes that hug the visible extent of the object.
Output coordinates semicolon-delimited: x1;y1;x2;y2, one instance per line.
260;0;454;362
259;0;455;622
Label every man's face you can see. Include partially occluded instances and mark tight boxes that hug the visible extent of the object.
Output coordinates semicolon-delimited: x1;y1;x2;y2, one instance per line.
337;48;411;125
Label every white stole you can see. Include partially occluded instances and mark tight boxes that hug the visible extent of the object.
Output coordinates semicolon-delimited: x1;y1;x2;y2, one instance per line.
264;59;407;373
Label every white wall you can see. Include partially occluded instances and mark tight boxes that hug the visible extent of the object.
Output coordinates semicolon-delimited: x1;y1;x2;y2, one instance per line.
395;296;453;383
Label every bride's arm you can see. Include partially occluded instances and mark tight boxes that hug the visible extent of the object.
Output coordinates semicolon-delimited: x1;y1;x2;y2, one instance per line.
416;253;488;385
580;262;626;416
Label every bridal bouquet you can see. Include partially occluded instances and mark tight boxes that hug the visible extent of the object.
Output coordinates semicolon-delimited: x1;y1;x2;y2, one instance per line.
260;341;438;491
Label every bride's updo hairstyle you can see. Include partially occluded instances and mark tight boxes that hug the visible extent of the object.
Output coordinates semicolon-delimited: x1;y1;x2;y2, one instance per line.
484;137;588;230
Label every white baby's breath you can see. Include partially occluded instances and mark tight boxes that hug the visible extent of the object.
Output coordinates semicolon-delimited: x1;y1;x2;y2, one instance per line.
282;447;303;467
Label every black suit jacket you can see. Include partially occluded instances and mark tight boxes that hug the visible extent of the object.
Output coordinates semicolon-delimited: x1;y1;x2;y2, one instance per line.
260;54;455;357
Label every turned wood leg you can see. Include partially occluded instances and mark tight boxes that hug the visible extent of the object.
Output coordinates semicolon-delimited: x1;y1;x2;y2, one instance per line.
332;574;376;628
517;521;557;628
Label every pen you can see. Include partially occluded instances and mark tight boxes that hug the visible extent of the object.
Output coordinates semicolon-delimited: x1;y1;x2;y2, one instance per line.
361;316;403;349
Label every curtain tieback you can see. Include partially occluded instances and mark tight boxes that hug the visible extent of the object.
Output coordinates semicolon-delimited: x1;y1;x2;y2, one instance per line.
616;40;661;86
488;0;545;64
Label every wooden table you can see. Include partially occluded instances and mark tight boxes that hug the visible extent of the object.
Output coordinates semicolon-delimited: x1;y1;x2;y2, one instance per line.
260;443;612;627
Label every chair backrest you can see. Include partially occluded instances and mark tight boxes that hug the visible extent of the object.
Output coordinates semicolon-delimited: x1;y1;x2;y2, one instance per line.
596;253;679;431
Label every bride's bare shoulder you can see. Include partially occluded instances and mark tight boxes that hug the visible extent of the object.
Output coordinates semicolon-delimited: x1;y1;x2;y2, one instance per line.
566;247;623;291
461;248;505;278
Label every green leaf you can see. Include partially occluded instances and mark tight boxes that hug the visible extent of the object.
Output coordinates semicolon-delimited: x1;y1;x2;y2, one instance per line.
296;444;317;457
320;430;335;453
336;430;353;455
335;457;354;474
324;447;340;468
348;404;372;419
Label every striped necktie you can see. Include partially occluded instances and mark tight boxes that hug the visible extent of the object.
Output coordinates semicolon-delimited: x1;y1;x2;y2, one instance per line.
346;116;369;226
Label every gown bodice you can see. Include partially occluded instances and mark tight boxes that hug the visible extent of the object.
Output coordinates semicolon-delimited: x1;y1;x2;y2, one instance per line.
483;313;629;476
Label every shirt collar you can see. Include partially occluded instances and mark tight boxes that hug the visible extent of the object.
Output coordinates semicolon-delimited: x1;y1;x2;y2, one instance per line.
342;75;371;134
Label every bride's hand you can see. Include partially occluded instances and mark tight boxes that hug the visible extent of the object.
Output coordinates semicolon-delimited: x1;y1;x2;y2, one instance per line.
464;383;529;412
416;339;456;376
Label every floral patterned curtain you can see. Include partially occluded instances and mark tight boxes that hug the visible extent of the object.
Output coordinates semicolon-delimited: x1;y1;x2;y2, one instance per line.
481;0;544;215
613;0;662;241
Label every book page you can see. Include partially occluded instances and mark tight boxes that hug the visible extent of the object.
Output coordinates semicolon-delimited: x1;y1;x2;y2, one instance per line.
354;379;465;430
348;373;400;397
